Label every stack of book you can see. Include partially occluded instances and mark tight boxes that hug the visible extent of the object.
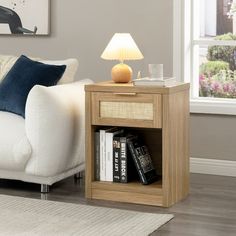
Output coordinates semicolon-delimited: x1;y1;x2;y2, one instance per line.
94;127;158;185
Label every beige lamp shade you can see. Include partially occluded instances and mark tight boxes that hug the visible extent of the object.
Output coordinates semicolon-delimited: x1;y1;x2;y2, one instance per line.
101;33;144;62
101;33;144;83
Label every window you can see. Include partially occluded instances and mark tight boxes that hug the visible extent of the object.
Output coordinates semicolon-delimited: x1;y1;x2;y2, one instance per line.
174;0;236;115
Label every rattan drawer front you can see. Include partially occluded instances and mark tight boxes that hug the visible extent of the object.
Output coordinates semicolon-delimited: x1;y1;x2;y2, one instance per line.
100;101;154;120
91;92;162;128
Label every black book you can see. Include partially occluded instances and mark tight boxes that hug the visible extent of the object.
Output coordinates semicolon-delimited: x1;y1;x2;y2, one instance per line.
113;137;121;182
114;136;138;183
94;131;100;180
127;135;158;185
120;137;128;183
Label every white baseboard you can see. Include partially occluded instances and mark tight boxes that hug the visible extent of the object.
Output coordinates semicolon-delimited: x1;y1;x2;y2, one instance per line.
190;157;236;177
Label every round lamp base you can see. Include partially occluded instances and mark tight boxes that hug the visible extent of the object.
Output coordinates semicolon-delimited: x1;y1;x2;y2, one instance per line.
111;63;132;83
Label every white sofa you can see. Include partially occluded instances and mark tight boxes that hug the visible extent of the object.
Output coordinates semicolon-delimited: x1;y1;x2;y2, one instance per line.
0;55;92;192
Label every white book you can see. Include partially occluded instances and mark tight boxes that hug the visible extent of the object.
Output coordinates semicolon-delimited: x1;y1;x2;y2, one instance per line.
99;127;118;181
133;77;176;86
105;129;124;182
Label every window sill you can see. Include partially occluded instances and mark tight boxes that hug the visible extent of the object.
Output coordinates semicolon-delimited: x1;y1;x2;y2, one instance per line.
190;98;236;116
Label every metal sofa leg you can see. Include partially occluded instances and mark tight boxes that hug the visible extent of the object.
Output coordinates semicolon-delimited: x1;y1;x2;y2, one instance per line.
41;193;48;200
41;184;49;193
74;172;83;182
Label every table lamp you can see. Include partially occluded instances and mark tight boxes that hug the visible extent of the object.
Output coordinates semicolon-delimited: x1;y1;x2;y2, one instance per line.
101;33;144;83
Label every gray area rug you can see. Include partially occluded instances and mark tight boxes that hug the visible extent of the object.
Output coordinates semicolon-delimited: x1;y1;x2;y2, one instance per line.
0;194;173;236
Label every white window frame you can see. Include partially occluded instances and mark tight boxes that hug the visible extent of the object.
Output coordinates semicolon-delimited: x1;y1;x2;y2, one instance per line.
174;0;236;115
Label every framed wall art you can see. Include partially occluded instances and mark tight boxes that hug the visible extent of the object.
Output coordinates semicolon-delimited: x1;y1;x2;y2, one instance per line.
0;0;50;35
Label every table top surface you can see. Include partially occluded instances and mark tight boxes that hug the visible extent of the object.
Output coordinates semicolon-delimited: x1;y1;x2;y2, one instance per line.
85;80;190;94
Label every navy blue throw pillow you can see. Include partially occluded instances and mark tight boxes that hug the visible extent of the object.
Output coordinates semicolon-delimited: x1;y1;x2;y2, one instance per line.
0;55;66;118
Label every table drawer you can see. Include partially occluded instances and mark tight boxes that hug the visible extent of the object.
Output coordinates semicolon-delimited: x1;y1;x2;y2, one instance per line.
91;92;162;128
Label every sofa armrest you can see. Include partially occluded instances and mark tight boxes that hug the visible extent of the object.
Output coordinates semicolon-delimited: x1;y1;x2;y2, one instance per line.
24;79;93;177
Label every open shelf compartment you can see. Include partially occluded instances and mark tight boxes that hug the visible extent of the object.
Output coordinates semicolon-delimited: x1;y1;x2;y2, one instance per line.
89;126;164;206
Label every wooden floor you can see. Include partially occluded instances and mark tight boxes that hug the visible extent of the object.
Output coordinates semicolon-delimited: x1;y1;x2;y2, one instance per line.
0;173;236;236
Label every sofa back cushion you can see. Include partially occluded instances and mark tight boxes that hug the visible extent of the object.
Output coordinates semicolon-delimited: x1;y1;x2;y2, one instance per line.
0;55;18;82
0;55;78;84
40;59;78;84
0;55;66;118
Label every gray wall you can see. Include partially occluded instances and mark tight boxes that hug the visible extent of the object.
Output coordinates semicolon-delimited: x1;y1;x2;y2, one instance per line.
190;114;236;161
0;0;173;81
0;0;235;161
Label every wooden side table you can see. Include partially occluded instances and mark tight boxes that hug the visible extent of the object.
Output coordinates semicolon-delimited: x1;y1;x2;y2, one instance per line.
85;81;190;207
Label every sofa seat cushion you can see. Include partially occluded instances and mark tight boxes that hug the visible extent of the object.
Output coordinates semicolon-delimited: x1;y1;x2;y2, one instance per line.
0;112;31;171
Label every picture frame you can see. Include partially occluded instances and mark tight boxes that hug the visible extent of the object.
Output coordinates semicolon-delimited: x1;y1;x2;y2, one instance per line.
0;0;50;35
